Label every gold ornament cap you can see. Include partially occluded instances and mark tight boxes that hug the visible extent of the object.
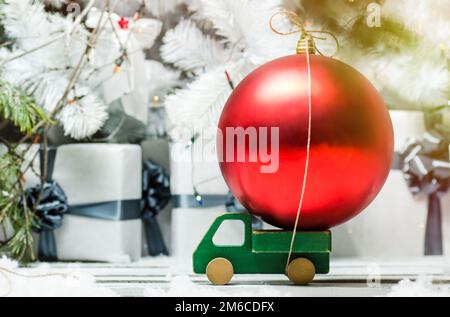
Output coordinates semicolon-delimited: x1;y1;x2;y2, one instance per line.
269;11;339;57
296;33;316;55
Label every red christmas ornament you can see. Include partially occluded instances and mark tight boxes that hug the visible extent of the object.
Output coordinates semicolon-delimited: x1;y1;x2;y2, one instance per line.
118;17;129;30
218;54;394;230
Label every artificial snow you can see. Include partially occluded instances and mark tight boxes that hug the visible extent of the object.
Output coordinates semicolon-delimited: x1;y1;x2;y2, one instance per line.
3;255;450;297
387;275;450;297
143;274;290;297
0;257;116;297
142;257;291;297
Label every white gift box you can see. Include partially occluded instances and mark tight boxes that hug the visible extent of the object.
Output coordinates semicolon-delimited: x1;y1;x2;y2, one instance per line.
169;139;234;257
26;144;143;263
169;139;228;195
333;110;450;259
172;207;250;258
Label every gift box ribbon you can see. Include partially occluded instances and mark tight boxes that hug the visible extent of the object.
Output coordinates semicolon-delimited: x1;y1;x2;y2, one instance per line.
22;146;68;262
172;194;230;208
141;160;171;256
68;158;171;257
69;200;142;220
27;146;171;261
394;131;450;255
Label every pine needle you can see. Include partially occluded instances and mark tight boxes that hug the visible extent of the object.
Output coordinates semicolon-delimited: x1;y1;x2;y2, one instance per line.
0;80;47;134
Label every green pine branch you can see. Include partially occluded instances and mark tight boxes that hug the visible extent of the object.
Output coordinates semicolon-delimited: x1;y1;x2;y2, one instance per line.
0;80;47;134
0;81;47;262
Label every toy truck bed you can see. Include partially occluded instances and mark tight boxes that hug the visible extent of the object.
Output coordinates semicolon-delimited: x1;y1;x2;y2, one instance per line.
193;213;331;283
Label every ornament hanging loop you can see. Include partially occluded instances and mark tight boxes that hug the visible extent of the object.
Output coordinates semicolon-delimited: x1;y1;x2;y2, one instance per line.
269;11;339;56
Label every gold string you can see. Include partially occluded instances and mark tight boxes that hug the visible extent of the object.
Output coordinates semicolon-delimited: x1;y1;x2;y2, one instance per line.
0;265;79;297
284;39;313;274
269;11;325;276
269;11;340;57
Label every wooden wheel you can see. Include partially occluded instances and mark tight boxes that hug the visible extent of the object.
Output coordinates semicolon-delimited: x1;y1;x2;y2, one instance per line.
206;257;234;285
287;258;315;285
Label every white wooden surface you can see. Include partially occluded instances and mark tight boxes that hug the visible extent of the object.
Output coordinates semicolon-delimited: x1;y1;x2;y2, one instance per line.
30;256;450;297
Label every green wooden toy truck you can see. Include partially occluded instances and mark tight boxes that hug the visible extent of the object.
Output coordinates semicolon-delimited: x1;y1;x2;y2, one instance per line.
193;212;331;285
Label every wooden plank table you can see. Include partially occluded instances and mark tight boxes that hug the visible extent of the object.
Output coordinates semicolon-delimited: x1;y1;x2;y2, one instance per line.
29;256;450;297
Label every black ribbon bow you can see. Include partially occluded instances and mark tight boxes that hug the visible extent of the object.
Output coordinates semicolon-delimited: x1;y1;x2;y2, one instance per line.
142;160;171;256
22;146;68;262
394;130;450;255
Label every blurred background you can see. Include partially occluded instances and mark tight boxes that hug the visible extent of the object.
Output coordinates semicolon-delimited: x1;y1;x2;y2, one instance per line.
0;0;449;264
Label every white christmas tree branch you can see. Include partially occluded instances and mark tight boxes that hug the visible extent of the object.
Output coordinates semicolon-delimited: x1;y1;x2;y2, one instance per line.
0;0;96;67
161;19;227;74
11;0;111;142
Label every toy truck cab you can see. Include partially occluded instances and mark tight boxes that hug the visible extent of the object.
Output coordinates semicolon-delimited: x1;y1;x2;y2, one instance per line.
193;212;331;285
